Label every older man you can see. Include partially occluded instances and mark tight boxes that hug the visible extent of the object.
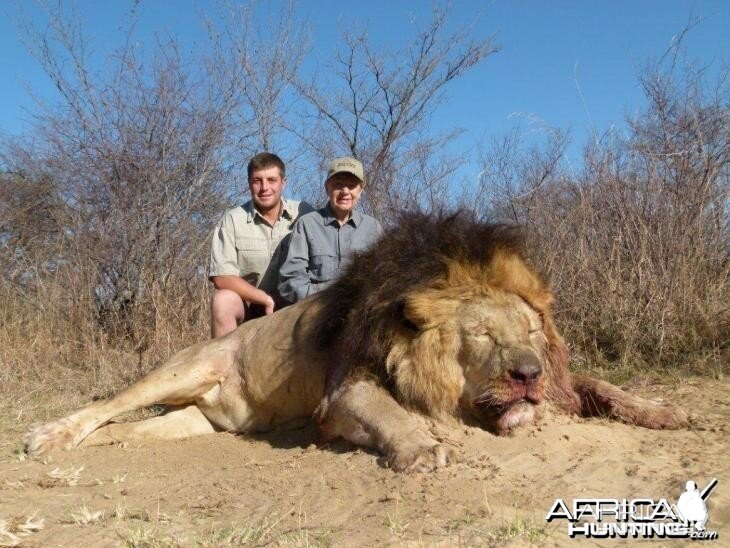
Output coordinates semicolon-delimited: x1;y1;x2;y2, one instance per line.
278;156;383;303
208;152;311;337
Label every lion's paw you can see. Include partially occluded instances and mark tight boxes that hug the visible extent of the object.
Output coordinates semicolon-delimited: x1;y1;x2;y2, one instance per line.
625;398;689;430
645;403;689;430
24;418;82;457
387;443;456;473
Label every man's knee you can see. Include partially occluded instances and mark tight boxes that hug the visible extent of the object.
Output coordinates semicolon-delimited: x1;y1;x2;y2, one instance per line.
211;289;245;321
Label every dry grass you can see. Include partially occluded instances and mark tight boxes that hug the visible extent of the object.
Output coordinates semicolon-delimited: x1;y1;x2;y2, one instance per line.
61;506;105;526
0;280;211;426
0;513;44;547
38;465;84;488
522;168;729;374
116;513;326;548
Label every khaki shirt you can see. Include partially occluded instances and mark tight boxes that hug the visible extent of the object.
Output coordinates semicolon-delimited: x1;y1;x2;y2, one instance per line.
208;199;313;296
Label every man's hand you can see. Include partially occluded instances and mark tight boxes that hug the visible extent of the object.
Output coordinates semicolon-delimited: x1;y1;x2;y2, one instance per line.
211;276;274;311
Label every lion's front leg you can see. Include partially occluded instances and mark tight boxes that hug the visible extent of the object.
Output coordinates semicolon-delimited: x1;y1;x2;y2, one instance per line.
319;380;455;473
573;375;688;429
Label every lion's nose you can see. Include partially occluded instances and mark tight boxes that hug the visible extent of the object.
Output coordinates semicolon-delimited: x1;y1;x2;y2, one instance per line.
509;361;542;384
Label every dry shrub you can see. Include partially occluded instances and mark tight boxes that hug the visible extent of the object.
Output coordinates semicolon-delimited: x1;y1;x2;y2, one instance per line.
0;4;244;415
471;57;729;372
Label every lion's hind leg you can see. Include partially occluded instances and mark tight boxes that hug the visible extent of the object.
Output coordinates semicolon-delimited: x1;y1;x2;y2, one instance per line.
80;405;217;448
573;375;688;429
24;338;238;456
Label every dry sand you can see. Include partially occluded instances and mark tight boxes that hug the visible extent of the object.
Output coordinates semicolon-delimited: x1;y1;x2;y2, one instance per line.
1;378;727;547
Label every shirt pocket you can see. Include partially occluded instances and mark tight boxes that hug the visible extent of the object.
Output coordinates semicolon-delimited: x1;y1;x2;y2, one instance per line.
309;246;339;283
235;237;270;277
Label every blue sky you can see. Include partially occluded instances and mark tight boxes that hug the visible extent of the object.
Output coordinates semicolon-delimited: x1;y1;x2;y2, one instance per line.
1;1;728;177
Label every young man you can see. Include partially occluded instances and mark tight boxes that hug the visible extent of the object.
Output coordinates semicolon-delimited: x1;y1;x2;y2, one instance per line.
208;152;312;337
278;156;383;303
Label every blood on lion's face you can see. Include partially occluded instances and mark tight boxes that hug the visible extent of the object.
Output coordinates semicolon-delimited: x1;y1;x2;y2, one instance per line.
456;292;548;435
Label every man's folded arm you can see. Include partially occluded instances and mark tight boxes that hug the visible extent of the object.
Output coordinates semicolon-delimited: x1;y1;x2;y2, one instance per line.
278;220;314;303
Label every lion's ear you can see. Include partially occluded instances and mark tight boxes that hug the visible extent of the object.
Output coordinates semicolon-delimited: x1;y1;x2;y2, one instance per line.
397;292;458;332
395;298;421;332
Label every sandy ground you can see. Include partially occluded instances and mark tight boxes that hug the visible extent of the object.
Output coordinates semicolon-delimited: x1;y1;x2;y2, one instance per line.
0;378;727;547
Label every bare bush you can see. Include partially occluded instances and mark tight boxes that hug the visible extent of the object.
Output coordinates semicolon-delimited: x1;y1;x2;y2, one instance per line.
294;6;498;217
205;0;310;187
469;57;729;371
0;2;306;395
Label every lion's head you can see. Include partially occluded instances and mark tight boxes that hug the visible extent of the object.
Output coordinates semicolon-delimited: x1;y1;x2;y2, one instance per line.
314;211;580;434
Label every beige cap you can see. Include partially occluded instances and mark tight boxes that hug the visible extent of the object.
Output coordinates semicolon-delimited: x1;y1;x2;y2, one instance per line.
326;156;365;185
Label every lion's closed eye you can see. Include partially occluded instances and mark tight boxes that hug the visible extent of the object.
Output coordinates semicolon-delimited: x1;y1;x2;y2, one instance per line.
526;311;544;335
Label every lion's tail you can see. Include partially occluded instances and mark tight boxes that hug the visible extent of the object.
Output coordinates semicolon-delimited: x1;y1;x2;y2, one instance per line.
571;375;688;430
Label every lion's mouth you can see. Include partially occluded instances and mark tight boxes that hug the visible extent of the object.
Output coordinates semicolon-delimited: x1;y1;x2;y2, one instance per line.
494;400;537;434
471;384;544;435
514;395;540;405
475;395;538;412
473;381;544;410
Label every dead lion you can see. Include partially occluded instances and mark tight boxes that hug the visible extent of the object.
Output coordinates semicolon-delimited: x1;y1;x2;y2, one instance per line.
24;212;687;472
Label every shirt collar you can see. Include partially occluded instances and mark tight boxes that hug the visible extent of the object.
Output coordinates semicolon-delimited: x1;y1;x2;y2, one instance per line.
321;204;362;227
280;199;297;220
243;199;293;223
